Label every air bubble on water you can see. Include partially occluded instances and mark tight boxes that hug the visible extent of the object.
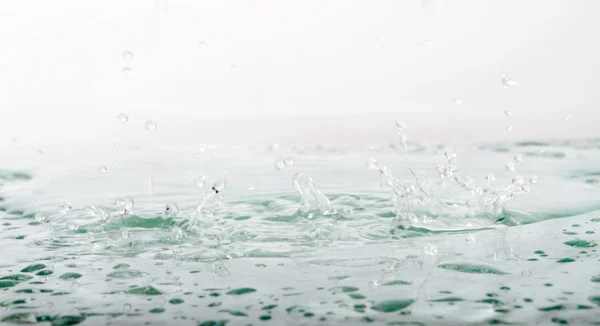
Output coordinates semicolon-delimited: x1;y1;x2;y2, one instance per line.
395;121;407;130
122;67;132;75
57;203;72;214
284;157;295;167
165;202;179;217
453;98;463;105
506;125;513;132
529;175;538;184
123;303;132;313
194;176;206;188
145;120;157;131
99;166;108;173
198;40;207;48
122;51;133;60
501;74;518;88
366;158;380;171
275;159;285;170
563;115;572;121
513;155;523;163
212;179;227;192
506;162;516;172
116;113;129;123
504;109;514;117
368;279;379;290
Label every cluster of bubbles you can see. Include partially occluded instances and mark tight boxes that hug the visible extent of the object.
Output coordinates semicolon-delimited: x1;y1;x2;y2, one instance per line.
275;156;295;170
367;121;538;229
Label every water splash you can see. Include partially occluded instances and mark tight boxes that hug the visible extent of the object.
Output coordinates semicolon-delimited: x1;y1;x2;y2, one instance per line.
292;173;334;215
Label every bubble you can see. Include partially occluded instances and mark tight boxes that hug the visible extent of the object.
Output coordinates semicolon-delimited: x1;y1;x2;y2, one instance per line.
122;67;132;75
116;113;129;123
368;279;379;290
529;175;538;184
212;179;227;192
506;162;515;172
198;40;207;48
275;159;285;170
145;120;157;131
366;158;380;171
395;121;407;130
57;203;72;214
284;157;295;167
501;74;518;88
504;109;514;117
165;202;179;217
506;125;513;132
194;176;206;188
486;174;496;182
123;303;132;313
453;98;463;105
513;155;523;163
122;51;133;60
99;166;108;173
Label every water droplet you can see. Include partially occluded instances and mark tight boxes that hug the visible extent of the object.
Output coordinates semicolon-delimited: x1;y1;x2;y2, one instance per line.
512;176;524;185
122;51;133;60
198;40;207;48
275;159;285;170
57;203;72;214
506;162;515;172
145;120;157;131
121;229;129;239
366;158;380;171
521;185;531;193
194;176;206;188
171;226;183;240
0;180;3;191
248;185;255;191
10;136;19;143
563;115;572;121
212;179;227;192
116;113;129;123
501;74;518;88
504;109;514;117
198;144;207;153
99;166;108;173
521;269;534;277
486;174;496;182
424;244;437;256
268;144;280;151
123;303;132;313
165;202;179;217
284;157;295;167
123;67;132;75
514;155;523;163
453;98;463;105
417;39;433;45
115;197;134;215
537;147;545;153
395;121;407;130
230;64;237;72
529;175;538;184
506;125;513;132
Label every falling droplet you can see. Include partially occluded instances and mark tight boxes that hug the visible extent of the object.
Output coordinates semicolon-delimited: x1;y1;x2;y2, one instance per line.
0;180;4;191
122;67;132;75
99;166;107;173
57;203;72;214
10;136;19;144
165;202;179;217
122;51;133;60
145;120;157;131
453;98;463;105
512;176;524;185
513;155;523;163
504;109;514;117
230;64;237;72
501;74;518;88
198;40;207;48
368;279;379;290
563;115;572;121
212;179;227;192
116;113;129;123
269;144;280;151
366;158;380;171
521;269;534;277
529;175;538;184
506;162;516;172
194;176;206;188
521;185;531;193
537;147;545;153
275;159;285;171
198;144;207;153
506;125;513;132
248;185;255;191
283;157;295;167
486;174;496;182
395;121;407;130
123;304;132;313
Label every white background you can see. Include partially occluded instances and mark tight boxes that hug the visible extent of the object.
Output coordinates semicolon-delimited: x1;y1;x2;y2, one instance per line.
1;0;599;146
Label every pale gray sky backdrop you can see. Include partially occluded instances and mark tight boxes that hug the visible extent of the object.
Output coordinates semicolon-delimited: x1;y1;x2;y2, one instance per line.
0;0;599;146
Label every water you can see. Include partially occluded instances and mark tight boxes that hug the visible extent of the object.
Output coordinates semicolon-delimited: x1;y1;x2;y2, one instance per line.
0;137;599;325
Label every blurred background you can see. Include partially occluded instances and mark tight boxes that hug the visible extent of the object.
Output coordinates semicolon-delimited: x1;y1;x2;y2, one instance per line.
0;0;599;146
